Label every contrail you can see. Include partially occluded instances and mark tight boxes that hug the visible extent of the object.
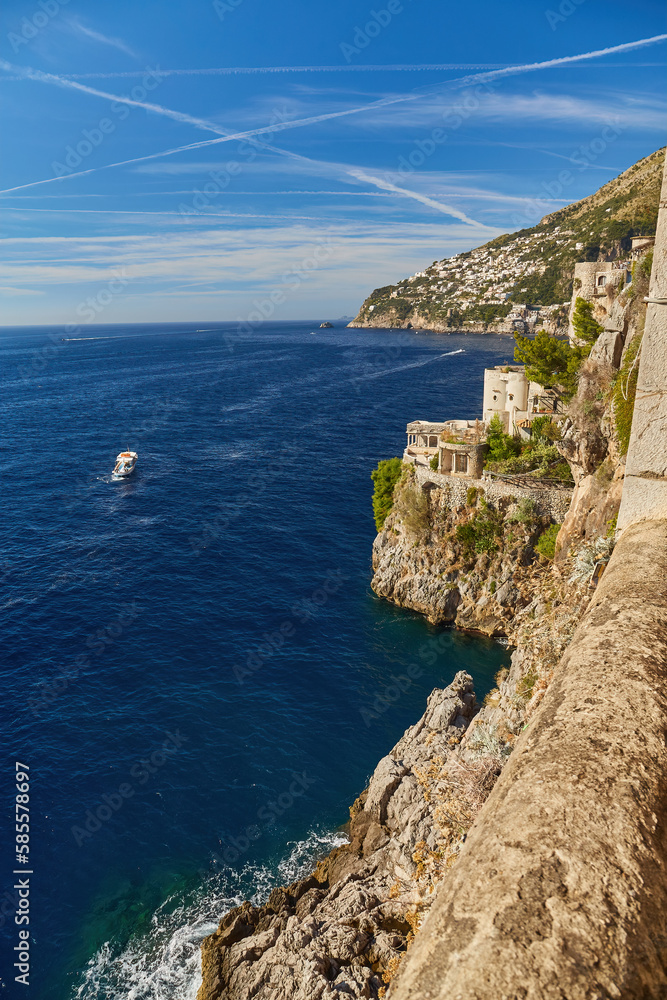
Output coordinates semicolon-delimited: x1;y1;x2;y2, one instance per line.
0;59;229;135
0;64;509;81
0;34;664;211
347;169;493;228
0;57;487;222
455;34;667;87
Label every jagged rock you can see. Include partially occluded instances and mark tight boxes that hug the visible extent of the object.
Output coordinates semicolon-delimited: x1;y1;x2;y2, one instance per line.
197;673;478;1000
558;415;608;483
590;328;623;368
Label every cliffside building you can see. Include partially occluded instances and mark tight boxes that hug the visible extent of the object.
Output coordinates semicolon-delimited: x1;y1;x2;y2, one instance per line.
483;366;560;433
404;366;555;480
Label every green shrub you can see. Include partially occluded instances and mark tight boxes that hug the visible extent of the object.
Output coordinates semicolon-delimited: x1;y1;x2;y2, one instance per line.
516;667;538;701
639;250;653;280
466;486;479;506
429;454;439;471
613;333;642;455
535;523;561;560
456;500;504;557
485;414;521;463
371;458;403;531
571;296;604;346
514;328;587;400
489;579;497;594
487;440;567;479
506;498;537;525
530;415;561;443
394;480;430;537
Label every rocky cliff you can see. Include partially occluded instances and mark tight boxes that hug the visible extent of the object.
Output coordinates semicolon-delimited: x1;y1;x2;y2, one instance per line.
197;244;650;1000
198;673;481;1000
348;147;663;334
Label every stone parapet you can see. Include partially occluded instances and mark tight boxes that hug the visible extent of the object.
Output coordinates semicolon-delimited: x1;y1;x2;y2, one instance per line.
415;465;572;522
617;157;667;532
390;519;667;1000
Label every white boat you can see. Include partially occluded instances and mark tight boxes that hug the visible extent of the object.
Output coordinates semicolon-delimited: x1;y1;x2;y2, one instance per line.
112;451;138;478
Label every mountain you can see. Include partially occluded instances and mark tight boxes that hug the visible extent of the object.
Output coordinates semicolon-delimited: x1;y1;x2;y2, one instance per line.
349;147;664;334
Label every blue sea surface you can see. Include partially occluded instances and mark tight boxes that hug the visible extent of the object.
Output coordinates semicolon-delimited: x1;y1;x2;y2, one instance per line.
0;322;514;999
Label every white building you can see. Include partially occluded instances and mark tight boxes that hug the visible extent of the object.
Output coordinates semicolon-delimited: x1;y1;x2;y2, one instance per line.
483;366;559;434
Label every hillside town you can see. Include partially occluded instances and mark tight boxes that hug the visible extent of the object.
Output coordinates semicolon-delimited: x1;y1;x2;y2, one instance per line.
349;147;663;335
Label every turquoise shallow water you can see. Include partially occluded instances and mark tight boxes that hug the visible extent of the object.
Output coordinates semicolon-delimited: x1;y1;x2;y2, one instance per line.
0;321;513;999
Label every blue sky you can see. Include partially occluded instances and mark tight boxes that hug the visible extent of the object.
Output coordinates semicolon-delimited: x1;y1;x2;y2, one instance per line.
0;0;665;325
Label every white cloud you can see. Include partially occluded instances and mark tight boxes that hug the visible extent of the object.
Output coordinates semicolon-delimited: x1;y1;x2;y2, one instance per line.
0;285;45;296
0;220;506;291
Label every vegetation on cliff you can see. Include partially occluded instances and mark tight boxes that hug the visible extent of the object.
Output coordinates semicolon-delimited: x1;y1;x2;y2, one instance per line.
512;297;603;401
370;457;403;530
613;334;642;455
350;147;664;331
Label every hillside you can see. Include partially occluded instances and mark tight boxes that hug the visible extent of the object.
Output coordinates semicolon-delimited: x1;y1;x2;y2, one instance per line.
349;147;664;334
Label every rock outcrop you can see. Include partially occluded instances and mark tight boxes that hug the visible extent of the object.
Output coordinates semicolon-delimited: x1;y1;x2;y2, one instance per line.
371;476;551;636
198;673;480;1000
198;546;599;1000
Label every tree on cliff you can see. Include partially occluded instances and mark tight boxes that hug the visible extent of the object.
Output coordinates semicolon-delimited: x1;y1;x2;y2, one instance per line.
371;458;403;530
571;296;604;346
513;329;586;399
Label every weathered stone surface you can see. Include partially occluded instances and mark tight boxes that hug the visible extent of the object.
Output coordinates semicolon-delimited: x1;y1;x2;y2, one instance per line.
555;466;623;561
618;157;667;531
590;326;624;368
390;519;667;1000
197;673;479;1000
558;412;609;483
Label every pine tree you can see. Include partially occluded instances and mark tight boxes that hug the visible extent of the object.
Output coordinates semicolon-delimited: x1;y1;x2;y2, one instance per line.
571;296;604;345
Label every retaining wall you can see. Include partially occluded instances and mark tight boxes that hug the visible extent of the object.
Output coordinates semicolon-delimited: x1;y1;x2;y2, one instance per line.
415;466;573;522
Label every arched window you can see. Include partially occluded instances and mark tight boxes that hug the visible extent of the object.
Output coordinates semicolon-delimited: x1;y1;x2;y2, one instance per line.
597;274;607;287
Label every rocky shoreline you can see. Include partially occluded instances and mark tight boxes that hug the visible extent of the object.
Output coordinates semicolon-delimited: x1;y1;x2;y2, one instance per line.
346;316;522;335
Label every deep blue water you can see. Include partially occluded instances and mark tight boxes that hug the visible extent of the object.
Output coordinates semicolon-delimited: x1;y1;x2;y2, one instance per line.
0;322;514;1000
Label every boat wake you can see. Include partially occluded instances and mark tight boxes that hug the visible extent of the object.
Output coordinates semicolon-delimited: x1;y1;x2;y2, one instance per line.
73;829;347;1000
358;348;465;380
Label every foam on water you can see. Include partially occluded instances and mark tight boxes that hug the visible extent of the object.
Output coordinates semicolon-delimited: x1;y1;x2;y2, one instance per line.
74;830;348;1000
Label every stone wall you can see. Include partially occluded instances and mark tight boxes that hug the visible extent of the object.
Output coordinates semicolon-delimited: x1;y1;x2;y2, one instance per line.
617;154;667;532
390;518;667;1000
415;465;573;522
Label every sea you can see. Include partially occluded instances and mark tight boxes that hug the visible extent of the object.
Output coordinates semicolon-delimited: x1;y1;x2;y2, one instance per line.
0;321;515;1000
